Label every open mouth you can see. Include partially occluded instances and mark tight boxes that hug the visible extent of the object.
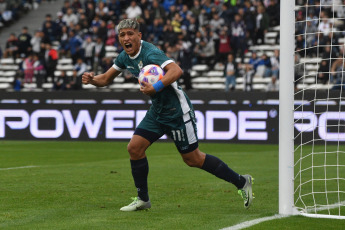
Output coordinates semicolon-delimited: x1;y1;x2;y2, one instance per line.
125;43;132;49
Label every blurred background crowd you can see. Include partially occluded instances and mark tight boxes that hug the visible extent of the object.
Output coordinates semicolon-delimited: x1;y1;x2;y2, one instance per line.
0;0;343;92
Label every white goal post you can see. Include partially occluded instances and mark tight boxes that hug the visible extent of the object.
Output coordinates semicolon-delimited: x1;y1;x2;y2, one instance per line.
280;0;345;219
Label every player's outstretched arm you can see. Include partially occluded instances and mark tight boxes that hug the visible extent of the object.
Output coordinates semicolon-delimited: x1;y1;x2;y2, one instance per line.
82;67;120;87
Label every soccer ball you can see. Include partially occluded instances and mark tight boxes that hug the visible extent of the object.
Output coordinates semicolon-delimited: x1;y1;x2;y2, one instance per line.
138;64;164;86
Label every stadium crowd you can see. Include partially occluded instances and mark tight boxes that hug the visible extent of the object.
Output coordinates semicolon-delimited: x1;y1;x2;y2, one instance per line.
295;0;345;90
1;0;284;92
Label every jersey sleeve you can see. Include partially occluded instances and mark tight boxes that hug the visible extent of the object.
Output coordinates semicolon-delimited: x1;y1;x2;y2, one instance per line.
113;52;126;71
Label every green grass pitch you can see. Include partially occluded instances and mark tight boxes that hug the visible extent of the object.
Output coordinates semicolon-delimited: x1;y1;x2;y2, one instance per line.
1;141;345;229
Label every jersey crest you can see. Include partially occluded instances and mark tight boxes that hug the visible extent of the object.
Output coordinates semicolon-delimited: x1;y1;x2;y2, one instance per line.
138;60;143;70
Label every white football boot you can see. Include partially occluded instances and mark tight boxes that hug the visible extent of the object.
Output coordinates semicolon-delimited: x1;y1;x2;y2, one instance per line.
120;197;151;211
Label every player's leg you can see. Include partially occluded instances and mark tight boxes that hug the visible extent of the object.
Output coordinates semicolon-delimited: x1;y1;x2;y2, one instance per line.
120;112;164;212
169;110;254;208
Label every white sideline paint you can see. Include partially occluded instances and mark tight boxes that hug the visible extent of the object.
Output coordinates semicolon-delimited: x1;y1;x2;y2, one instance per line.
0;165;39;170
220;214;288;230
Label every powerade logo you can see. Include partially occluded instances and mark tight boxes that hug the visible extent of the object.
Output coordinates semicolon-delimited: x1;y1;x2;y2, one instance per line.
0;109;270;141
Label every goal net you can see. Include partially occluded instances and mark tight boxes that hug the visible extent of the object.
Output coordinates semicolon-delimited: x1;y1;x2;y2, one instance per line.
293;0;345;219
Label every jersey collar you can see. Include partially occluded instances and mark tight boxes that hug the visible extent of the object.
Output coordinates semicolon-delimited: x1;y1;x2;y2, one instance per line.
129;40;143;60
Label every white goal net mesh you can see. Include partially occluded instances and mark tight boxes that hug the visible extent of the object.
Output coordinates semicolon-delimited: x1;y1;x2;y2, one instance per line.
294;0;345;218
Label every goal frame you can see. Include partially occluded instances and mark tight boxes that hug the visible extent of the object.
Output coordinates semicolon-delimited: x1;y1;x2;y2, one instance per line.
279;0;345;219
279;0;295;216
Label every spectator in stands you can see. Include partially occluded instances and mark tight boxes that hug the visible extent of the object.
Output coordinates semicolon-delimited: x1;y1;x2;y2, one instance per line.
171;12;183;33
62;8;79;26
220;3;234;28
65;29;83;64
266;0;279;27
13;75;23;91
248;52;260;73
0;0;13;26
318;11;332;36
71;0;82;13
317;60;330;84
96;1;109;16
85;1;96;26
70;57;86;90
163;21;178;46
108;0;122;20
106;20;117;46
295;35;305;52
97;20;108;42
163;0;176;12
240;2;256;46
23;53;34;83
194;38;216;69
43;42;58;83
176;37;193;90
191;0;202;18
255;5;269;45
198;8;210;27
305;20;318;57
53;69;69;90
82;35;95;69
209;13;225;34
33;53;45;89
231;14;246;63
55;11;66;32
30;30;43;57
148;18;164;45
185;16;198;41
4;33;18;59
94;36;106;74
217;28;232;65
43;20;58;43
224;53;238;92
126;1;142;19
243;64;255;91
259;53;272;78
42;14;58;38
151;0;167;23
330;46;345;86
61;0;71;14
17;26;32;57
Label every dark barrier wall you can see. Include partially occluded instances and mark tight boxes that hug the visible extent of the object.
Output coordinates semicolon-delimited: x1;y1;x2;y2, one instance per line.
0;91;344;143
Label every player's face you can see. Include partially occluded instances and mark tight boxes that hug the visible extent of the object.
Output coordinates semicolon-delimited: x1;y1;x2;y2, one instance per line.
118;28;142;57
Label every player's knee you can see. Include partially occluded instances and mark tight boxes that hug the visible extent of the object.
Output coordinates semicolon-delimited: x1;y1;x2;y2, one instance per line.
182;149;205;168
182;156;203;168
127;142;145;159
183;158;199;168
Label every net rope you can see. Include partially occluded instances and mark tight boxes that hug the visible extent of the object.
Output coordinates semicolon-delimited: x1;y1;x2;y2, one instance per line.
294;0;345;218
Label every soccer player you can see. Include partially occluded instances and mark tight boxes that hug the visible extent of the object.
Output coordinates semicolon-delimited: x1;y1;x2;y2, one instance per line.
82;19;254;211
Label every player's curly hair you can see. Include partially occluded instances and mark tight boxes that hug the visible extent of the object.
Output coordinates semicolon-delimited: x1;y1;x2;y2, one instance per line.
117;18;140;31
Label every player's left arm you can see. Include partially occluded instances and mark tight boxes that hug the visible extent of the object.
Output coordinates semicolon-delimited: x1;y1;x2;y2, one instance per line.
140;62;183;96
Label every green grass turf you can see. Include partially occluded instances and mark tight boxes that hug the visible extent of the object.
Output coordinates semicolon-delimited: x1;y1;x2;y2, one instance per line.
1;141;345;230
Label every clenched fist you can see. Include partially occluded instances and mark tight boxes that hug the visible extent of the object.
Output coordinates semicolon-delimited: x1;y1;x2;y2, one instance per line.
82;72;95;85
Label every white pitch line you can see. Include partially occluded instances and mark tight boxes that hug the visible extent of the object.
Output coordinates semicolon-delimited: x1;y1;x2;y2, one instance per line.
220;214;288;230
0;165;39;171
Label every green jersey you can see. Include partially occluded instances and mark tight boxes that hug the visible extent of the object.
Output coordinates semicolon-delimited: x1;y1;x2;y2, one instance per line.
113;40;192;123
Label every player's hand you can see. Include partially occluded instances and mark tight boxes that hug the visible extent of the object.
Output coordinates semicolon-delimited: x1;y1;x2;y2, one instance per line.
140;81;156;96
82;72;94;85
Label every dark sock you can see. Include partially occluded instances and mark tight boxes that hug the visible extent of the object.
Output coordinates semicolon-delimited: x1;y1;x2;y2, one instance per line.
130;157;149;202
201;154;246;189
